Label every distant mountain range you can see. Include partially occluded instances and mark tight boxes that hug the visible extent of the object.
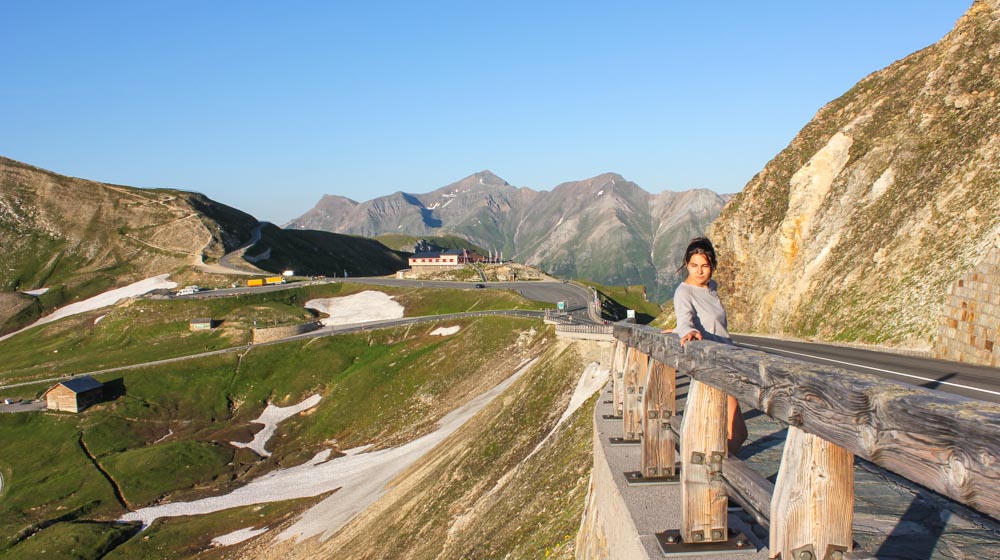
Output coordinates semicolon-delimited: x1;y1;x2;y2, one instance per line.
287;171;727;300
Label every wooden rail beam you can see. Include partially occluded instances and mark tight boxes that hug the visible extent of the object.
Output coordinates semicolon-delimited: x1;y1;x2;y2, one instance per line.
613;323;1000;520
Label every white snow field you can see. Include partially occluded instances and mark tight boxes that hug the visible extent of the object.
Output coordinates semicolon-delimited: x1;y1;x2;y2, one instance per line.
304;291;404;327
0;274;177;342
211;526;269;547
231;395;322;457
429;325;461;336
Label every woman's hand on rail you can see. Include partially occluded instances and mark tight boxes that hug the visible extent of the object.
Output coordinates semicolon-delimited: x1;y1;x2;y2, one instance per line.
679;330;702;345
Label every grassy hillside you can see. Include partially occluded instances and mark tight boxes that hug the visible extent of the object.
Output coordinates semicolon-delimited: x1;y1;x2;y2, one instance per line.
0;156;260;334
245;224;409;277
275;341;594;560
0;282;550;390
374;233;486;254
0;312;553;558
578;281;662;324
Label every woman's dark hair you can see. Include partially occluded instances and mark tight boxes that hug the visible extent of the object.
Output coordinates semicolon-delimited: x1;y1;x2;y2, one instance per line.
680;237;718;271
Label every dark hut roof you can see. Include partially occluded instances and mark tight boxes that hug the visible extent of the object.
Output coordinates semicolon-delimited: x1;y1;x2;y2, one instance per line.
59;376;103;394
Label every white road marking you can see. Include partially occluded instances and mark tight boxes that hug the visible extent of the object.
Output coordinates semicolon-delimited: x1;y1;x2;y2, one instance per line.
736;342;1000;398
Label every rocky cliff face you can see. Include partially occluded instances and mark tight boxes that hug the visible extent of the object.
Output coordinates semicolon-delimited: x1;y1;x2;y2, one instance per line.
708;0;1000;347
288;172;726;300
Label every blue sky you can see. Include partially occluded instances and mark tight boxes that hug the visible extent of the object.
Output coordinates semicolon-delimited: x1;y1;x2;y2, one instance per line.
2;1;971;224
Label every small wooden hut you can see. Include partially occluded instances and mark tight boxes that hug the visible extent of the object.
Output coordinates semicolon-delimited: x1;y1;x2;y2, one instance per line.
43;376;104;413
189;318;214;331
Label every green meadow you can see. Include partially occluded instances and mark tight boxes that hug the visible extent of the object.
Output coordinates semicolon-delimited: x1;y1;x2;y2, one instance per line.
0;282;550;390
0;304;550;558
578;281;663;323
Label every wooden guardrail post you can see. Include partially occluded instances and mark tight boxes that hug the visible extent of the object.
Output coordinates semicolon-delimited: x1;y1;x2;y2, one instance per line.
631;358;679;483
678;378;729;544
621;347;646;442
612;340;627;418
770;426;854;560
604;340;625;420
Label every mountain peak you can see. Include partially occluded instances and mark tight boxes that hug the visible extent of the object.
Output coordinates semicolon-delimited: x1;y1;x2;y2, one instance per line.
474;170;501;180
465;170;510;188
434;170;513;195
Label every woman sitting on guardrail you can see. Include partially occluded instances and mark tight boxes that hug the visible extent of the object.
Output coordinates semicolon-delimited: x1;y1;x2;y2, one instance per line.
668;237;747;455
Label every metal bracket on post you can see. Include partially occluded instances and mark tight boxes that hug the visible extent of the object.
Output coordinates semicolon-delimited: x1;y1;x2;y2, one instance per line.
777;544;850;560
709;451;724;473
791;544;817;560
657;528;754;556
608;436;640;445
623;463;681;486
825;545;848;560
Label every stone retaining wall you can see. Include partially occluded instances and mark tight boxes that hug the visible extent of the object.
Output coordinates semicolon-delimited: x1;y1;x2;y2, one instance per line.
936;247;1000;366
574;403;647;560
252;321;322;344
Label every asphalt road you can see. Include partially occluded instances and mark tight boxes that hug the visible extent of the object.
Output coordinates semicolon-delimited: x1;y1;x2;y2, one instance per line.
163;278;1000;405
339;278;594;317
177;277;596;320
0;310;546;393
0;399;45;413
734;334;1000;404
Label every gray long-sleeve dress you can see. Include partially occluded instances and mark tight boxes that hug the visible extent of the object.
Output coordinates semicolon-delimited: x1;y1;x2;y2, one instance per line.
673;280;732;344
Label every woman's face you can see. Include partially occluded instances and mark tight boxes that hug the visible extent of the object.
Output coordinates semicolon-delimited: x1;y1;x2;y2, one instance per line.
686;253;713;286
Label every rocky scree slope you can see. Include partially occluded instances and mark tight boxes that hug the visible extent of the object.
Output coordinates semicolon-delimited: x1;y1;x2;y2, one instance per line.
235;340;596;560
288;171;725;300
708;0;1000;347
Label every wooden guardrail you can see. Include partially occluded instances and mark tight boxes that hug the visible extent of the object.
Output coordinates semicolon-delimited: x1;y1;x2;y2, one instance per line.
609;323;1000;559
554;323;614;335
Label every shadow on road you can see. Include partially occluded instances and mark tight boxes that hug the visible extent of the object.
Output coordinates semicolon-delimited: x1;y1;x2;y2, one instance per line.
919;372;957;390
875;490;950;560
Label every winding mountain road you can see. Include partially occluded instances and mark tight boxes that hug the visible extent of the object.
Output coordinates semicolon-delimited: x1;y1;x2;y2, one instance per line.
0;310;547;392
10;271;997;406
196;222;268;275
338;278;594;318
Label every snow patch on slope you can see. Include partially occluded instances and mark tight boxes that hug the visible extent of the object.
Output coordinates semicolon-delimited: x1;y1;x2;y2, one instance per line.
0;274;177;342
231;395;322;457
305;291;404;326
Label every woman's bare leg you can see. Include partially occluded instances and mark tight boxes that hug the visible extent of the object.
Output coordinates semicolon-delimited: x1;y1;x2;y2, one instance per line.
727;396;748;456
